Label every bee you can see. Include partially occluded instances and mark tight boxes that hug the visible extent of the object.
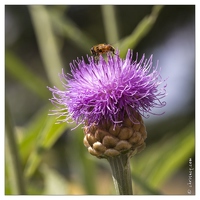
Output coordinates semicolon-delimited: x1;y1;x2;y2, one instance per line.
90;43;116;62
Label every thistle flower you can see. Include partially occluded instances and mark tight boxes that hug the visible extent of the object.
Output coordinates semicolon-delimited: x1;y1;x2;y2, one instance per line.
48;49;167;194
48;49;166;128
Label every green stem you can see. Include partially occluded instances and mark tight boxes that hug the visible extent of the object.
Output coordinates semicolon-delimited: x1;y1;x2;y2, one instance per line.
101;5;119;44
28;5;63;88
5;100;26;194
107;154;133;195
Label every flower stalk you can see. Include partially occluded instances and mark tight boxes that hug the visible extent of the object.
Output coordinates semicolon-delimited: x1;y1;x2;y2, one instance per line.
107;153;133;195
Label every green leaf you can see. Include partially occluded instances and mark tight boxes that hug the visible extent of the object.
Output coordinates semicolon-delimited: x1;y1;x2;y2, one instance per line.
116;5;164;58
5;100;27;194
131;171;162;194
61;126;97;194
24;112;72;178
41;164;69;194
48;7;97;52
131;121;195;193
147;122;195;188
5;50;50;100
28;5;64;88
19;105;52;163
72;127;97;194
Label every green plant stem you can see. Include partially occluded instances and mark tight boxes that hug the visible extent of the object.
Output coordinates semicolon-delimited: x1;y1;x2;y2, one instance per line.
28;5;63;88
101;5;119;44
107;154;133;195
5;100;26;194
117;5;164;57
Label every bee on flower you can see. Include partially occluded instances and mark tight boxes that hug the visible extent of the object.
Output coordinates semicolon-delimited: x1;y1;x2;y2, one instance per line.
90;43;116;62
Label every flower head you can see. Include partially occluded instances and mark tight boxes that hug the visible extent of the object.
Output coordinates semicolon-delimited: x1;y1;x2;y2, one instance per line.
48;49;166;129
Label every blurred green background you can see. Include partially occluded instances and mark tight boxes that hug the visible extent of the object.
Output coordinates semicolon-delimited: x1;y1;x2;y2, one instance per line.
5;5;195;195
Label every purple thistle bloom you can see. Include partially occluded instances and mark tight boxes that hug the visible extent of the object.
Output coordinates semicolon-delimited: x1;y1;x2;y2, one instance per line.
48;49;167;128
